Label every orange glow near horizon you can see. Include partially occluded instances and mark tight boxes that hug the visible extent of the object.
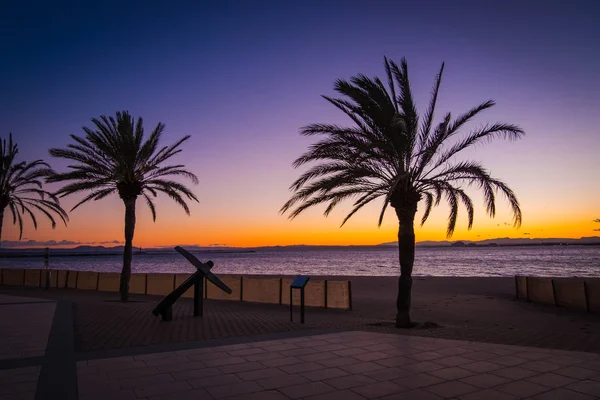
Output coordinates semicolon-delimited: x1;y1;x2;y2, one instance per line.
3;190;597;248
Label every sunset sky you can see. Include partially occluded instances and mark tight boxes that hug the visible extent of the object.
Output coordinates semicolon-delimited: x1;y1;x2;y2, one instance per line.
1;1;598;248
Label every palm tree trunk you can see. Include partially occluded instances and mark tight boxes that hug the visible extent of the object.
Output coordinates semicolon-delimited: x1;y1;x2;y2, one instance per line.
120;197;137;301
395;203;417;328
0;207;4;247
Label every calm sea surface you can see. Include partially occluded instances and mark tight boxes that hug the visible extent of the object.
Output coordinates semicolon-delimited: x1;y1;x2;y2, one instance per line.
1;246;599;277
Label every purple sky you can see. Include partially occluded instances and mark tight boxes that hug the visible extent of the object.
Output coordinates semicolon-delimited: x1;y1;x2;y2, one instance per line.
1;1;599;246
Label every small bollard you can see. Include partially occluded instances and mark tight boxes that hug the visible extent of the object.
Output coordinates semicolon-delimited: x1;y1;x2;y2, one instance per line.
44;247;50;290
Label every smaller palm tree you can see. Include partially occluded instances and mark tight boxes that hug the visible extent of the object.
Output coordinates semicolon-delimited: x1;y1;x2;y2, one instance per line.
48;111;199;300
594;218;599;231
0;134;68;245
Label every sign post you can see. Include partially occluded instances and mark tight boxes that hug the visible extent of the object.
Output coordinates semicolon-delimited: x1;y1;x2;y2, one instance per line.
290;275;310;324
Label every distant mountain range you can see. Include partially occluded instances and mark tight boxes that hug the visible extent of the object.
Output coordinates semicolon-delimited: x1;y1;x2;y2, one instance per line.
380;236;600;247
1;236;599;255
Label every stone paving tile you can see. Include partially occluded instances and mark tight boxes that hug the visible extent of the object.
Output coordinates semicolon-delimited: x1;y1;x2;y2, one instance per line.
261;356;303;368
461;360;503;373
338;361;386;374
223;390;290;400
134;381;192;398
280;361;327;374
363;367;413;381
495;380;551;397
401;361;445;373
206;381;263;399
300;367;349;381
157;360;206;373
171;366;222;381
323;373;378;389
529;387;596;400
491;355;528;367
393;372;445;389
566;379;600;397
429;366;476;381
459;373;510;389
203;356;248;368
520;360;562;373
143;355;190;366
188;373;242;389
554;365;597;379
298;352;337;362
375;355;416;368
352;351;391;362
304;389;366;400
256;374;309;390
244;351;286;362
459;388;519;400
351;380;408;398
425;380;479;398
462;351;498;362
318;356;362;368
237;367;287;381
435;356;473;367
278;381;336;399
380;388;443;399
526;372;577;388
147;388;213;400
219;361;266;374
407;351;445;361
492;366;540;380
106;365;160;380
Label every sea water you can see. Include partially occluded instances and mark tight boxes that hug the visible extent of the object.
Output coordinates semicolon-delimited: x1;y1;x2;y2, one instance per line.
1;246;599;278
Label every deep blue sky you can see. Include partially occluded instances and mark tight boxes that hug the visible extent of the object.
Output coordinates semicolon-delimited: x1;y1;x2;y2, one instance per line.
1;1;599;246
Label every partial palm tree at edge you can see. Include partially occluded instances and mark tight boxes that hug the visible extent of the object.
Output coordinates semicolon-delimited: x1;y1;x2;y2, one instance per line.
48;111;199;301
0;134;68;245
281;57;524;327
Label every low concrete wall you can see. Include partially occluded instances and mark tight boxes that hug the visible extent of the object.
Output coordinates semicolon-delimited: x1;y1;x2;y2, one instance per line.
2;269;25;286
516;275;599;313
586;281;600;312
242;277;281;304
526;277;555;305
515;276;527;299
24;269;41;287
207;275;242;301
66;271;78;289
77;271;99;290
0;268;352;310
57;270;68;288
130;274;147;294
327;281;352;309
146;273;174;296
553;279;587;310
97;272;120;292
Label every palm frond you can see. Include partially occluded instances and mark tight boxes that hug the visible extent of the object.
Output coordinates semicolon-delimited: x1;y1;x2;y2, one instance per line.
48;111;199;221
282;58;524;235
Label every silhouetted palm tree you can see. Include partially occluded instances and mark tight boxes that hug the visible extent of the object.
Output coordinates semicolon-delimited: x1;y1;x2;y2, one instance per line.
0;134;68;245
48;111;199;300
281;58;524;327
594;218;600;231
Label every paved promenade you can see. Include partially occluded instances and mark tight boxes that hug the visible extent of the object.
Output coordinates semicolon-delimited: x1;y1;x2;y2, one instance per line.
1;279;600;399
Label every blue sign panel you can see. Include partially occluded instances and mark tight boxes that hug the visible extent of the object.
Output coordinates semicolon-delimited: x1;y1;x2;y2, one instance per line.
291;275;310;288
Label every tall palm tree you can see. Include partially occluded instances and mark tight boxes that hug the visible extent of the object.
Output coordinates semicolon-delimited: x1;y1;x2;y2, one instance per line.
281;58;524;327
0;134;68;245
594;218;599;231
48;111;199;301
